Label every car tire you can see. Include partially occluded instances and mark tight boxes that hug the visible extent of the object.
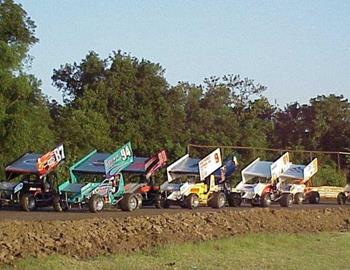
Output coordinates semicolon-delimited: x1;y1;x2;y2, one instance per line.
337;192;347;205
88;194;104;213
294;192;304;205
209;192;226;209
20;193;36;212
280;193;293;207
185;193;199;209
308;191;320;204
120;193;138;212
52;194;63;212
228;192;242;207
260;192;272;208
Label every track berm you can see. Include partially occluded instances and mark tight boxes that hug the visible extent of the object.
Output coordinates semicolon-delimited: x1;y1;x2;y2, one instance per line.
1;207;350;264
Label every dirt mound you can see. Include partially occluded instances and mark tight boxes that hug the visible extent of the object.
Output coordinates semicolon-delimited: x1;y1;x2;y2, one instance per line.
1;207;350;264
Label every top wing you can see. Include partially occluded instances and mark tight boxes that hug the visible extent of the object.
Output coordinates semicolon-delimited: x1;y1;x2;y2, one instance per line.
5;145;65;179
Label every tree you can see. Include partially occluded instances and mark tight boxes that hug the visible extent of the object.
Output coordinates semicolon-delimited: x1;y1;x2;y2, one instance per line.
0;0;54;174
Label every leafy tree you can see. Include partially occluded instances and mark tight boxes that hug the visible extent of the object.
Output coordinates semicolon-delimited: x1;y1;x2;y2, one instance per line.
0;0;54;175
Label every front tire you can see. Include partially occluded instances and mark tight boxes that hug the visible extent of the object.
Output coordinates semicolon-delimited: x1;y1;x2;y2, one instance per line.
88;194;104;213
53;194;63;212
228;193;242;207
294;192;304;205
185;193;199;209
120;193;139;212
154;194;163;209
209;192;226;209
280;193;293;207
337;192;347;205
308;191;320;204
260;192;272;208
20;193;36;212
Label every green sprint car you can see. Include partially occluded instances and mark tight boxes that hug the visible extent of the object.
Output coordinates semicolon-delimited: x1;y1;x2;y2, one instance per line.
54;142;139;212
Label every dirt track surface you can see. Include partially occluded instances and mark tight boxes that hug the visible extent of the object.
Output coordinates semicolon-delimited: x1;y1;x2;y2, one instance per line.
1;204;350;264
0;199;344;222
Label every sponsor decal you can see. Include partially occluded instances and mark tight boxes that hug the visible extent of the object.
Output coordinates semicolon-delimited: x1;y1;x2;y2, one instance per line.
14;182;23;193
37;145;65;174
104;142;133;177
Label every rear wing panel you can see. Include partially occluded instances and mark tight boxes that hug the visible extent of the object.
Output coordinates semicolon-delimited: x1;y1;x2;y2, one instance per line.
144;150;168;179
303;158;318;180
104;142;134;177
270;152;290;181
37;144;65;175
167;154;189;182
198;148;222;181
241;158;260;182
5;145;65;179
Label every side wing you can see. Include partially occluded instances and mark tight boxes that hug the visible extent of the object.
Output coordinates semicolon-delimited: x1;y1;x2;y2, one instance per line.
37;144;65;175
270;152;290;181
198;148;222;181
104;142;134;177
303;158;318;180
144;150;168;179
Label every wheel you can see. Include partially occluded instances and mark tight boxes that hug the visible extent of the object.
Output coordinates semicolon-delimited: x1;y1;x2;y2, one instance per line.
260;192;272;208
308;191;320;204
136;193;143;209
154;194;163;209
209;192;226;209
337;192;347;205
52;194;63;212
0;191;5;208
294;192;304;205
279;193;293;207
120;193;139;211
228;192;242;207
20;193;36;212
88;194;104;213
185;193;199;209
163;199;170;208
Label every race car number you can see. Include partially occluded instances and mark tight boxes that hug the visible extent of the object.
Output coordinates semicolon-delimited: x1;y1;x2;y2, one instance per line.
120;145;131;160
37;145;65;174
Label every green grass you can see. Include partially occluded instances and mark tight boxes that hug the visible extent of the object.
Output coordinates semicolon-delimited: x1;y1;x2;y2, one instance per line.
5;232;350;270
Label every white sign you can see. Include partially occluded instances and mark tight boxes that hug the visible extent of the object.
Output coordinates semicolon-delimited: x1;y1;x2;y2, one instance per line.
199;148;222;180
304;158;318;180
270;152;290;181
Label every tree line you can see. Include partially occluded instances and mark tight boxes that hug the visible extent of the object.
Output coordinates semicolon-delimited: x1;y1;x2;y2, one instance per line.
1;0;349;184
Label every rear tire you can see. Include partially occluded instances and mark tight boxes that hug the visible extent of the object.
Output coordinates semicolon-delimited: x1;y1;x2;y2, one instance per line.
53;194;63;212
0;191;5;208
294;192;304;205
136;193;143;209
337;192;347;205
120;193;139;212
88;194;104;213
228;193;242;207
280;193;293;207
154;194;163;209
20;193;36;212
260;192;272;208
209;192;226;209
308;191;320;204
185;193;199;209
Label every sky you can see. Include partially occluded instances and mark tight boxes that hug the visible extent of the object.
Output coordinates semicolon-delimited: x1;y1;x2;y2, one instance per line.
17;0;350;107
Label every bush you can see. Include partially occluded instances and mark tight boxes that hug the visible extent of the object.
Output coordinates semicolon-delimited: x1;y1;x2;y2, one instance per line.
313;163;347;187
